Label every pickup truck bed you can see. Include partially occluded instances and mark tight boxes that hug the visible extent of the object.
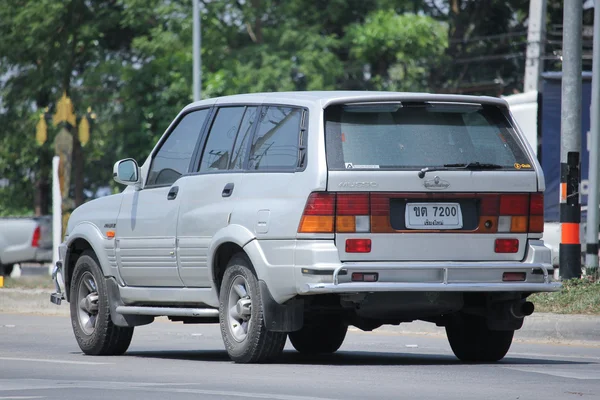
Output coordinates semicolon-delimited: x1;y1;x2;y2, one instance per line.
0;216;52;276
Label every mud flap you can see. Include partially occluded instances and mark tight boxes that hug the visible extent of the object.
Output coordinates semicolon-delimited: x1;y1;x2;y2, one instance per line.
106;277;154;328
259;280;304;332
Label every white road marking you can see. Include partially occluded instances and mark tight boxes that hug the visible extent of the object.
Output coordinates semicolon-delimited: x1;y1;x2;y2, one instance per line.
0;380;340;400
503;366;600;380
0;357;111;365
0;397;45;399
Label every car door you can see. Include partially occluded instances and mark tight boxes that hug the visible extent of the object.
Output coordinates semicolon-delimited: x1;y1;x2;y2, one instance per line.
116;108;211;287
176;105;257;287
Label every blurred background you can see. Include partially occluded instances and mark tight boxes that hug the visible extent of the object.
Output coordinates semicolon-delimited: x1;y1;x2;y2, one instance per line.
0;0;596;218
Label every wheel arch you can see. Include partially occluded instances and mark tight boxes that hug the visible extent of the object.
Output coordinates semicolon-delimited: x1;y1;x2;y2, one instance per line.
64;222;114;302
208;224;256;296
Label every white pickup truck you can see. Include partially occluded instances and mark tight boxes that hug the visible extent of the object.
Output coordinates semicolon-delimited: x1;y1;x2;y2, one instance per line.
0;216;52;276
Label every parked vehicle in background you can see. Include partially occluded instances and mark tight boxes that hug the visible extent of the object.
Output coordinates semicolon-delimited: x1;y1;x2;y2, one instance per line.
0;216;52;276
52;91;560;364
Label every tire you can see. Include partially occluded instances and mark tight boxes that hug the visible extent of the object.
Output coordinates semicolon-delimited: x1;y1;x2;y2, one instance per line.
445;313;514;362
219;253;287;363
289;316;347;354
1;264;14;277
69;250;134;355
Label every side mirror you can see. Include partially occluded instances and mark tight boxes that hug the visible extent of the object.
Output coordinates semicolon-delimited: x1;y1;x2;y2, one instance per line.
113;158;141;189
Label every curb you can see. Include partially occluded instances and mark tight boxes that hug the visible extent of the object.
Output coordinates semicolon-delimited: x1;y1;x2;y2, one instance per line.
1;289;599;344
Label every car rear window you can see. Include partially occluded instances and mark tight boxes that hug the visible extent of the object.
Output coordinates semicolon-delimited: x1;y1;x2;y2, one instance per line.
324;102;531;170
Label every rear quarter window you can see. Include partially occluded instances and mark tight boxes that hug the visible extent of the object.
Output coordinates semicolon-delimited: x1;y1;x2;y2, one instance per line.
324;103;531;170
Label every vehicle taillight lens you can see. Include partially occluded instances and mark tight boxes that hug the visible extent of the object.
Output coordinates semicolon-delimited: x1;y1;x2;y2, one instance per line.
529;193;544;233
497;193;544;233
499;194;529;215
495;238;519;253
336;193;370;233
337;194;369;215
31;226;41;248
302;192;335;215
346;239;371;253
298;192;335;233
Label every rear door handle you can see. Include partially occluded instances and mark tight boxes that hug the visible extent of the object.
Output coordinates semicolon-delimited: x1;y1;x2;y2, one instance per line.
222;183;235;197
167;186;179;200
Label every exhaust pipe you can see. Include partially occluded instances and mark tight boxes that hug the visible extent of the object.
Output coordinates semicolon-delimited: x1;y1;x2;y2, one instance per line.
510;301;535;318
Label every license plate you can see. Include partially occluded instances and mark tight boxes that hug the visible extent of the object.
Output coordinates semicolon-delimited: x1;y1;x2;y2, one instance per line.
405;203;463;230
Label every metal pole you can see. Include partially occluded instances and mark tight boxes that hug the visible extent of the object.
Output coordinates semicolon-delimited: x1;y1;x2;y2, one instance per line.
585;1;600;276
559;0;583;280
51;156;62;276
193;0;201;102
524;0;547;92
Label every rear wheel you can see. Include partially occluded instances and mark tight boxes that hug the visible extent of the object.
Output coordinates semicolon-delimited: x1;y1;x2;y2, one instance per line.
1;264;14;277
70;251;134;355
445;313;514;362
289;316;347;354
219;253;287;363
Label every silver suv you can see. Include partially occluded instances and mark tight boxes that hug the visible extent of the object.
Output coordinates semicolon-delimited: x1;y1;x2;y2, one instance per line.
51;92;559;363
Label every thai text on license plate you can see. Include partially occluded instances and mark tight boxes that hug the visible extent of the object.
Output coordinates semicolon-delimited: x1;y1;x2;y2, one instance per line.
405;203;463;229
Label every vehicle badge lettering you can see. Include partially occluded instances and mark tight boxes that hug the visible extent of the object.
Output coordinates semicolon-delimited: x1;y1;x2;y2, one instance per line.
338;181;378;188
423;176;450;190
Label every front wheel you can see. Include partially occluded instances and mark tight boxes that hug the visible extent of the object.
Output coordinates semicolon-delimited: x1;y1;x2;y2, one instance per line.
219;253;287;363
445;313;514;362
69;251;134;355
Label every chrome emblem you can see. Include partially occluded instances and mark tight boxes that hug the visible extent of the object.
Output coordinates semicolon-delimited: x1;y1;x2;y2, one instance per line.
423;176;450;190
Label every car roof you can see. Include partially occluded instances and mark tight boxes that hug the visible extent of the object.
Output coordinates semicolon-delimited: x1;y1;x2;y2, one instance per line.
181;91;508;113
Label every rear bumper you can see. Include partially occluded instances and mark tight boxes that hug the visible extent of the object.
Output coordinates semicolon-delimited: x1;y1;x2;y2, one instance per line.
297;240;560;295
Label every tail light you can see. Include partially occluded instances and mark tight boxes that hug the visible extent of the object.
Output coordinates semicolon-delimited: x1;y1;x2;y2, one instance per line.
495;238;519;253
299;192;544;235
298;192;370;234
31;226;41;248
346;239;371;253
298;192;335;233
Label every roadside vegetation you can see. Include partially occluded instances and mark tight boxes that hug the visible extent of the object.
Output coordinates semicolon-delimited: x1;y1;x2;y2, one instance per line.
2;276;54;290
530;277;600;315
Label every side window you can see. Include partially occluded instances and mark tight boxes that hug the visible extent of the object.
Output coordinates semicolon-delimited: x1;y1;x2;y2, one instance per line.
199;107;245;172
229;107;258;170
147;109;209;187
248;106;302;171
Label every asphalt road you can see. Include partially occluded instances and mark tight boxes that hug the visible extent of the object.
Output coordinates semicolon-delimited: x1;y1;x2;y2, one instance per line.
0;313;598;400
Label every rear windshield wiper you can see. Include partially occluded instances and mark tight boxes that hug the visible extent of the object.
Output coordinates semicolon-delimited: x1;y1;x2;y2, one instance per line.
418;162;503;179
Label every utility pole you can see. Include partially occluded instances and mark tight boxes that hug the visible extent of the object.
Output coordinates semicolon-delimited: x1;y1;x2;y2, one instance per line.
559;1;583;280
585;1;600;277
193;0;201;102
524;0;547;92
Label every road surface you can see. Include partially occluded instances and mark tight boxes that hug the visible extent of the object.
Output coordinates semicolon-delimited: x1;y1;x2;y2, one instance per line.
0;313;598;399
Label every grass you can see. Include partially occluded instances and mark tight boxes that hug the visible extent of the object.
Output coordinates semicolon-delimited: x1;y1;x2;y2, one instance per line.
530;277;600;315
1;275;55;290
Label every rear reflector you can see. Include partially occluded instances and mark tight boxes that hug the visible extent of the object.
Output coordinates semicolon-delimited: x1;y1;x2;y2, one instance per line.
352;272;379;282
495;238;519;253
31;226;41;248
346;239;371;253
502;272;526;282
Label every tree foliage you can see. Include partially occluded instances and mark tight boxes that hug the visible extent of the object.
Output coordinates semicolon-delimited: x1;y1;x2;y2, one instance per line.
0;0;592;215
